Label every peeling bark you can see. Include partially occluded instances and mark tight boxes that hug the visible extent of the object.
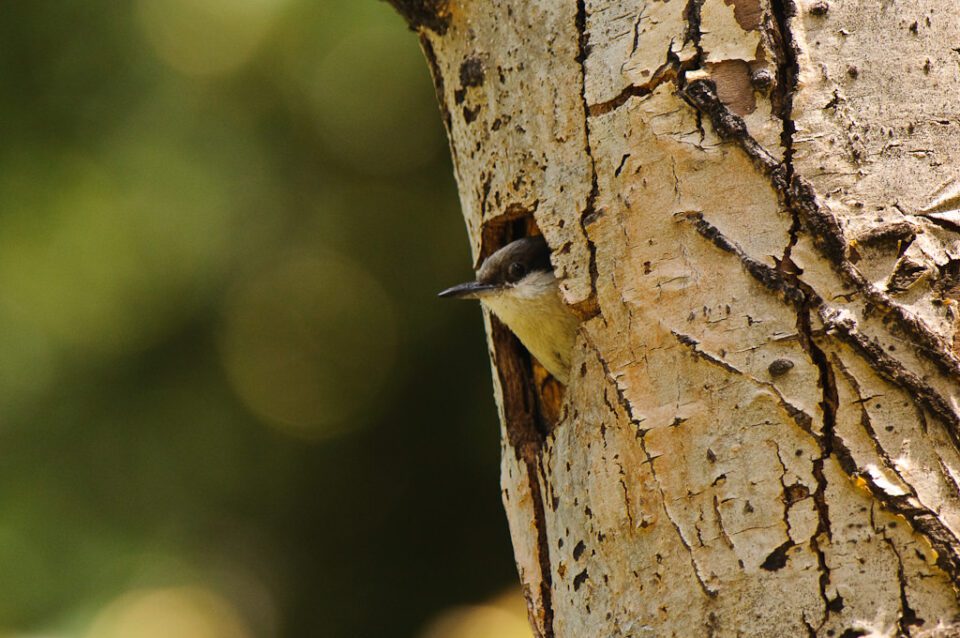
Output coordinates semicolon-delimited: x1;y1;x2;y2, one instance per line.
394;0;960;635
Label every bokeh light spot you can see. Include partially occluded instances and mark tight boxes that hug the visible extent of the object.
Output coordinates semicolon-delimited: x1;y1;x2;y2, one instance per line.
419;588;534;638
309;25;444;174
85;587;251;638
220;249;397;440
136;0;289;77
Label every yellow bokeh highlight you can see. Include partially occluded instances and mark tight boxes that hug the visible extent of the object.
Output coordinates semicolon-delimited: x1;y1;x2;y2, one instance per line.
419;588;533;638
136;0;289;76
220;249;397;439
308;25;443;174
85;587;251;638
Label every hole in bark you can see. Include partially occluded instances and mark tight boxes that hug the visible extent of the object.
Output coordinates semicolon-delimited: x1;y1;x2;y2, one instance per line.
573;540;586;560
760;540;794;571
784;483;810;504
827;595;845;612
482;211;564;434
573;569;589;591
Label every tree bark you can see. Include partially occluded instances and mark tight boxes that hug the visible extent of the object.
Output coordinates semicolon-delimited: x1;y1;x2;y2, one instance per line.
391;0;960;635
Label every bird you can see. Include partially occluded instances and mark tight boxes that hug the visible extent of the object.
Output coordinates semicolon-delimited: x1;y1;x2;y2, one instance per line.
439;236;580;385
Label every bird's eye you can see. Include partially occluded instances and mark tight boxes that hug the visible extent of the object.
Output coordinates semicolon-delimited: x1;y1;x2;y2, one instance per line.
507;262;527;282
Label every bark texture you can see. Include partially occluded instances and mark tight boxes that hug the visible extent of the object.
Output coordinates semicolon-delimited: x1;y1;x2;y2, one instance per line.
398;0;960;635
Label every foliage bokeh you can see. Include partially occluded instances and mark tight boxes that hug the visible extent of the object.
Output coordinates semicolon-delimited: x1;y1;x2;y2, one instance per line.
0;2;526;636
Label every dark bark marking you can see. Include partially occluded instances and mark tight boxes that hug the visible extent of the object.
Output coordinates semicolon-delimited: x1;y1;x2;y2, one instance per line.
459;56;485;88
760;540;795;571
768;358;795;376
853;221;917;248
573;568;589;591
683;212;805;304
386;0;450;35
573;539;586;560
881;532;924;635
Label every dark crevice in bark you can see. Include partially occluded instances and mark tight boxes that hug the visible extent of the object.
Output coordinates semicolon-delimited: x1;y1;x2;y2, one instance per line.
769;0;801;276
490;317;555;638
679;0;706;136
386;0;450;35
682;80;783;175
832;356;919;496
682;0;704;58
769;0;798;184
575;0;601;318
881;531;924;635
588;83;653;118
854;221;918;248
587;43;686;117
684;212;805;304
818;310;960;582
796;299;840;624
526;457;555;638
761;540;795;571
820;307;960;459
778;0;840;589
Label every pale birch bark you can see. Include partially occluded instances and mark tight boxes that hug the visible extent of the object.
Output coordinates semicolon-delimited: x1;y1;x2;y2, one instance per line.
389;0;960;635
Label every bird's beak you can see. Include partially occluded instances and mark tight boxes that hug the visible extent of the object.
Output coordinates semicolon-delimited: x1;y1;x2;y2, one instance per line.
437;281;498;299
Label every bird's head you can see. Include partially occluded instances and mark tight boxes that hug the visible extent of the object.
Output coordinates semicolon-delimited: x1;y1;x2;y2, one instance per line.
437;236;555;302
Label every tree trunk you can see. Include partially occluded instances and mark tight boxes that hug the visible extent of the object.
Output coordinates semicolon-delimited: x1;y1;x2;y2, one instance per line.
390;0;960;635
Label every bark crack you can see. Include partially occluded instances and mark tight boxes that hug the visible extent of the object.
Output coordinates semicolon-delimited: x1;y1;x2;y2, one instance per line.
878;509;924;635
832;355;918;499
772;443;801;554
614;456;636;529
796;303;840;628
638;434;719;599
489;317;555;638
762;23;837;617
681;211;805;305
587;44;685;117
575;0;601;317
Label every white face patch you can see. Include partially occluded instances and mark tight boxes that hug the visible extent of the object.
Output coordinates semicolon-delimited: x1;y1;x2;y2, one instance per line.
509;269;559;300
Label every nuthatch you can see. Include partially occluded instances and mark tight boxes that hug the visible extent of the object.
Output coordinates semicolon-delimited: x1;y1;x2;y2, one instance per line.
439;236;580;385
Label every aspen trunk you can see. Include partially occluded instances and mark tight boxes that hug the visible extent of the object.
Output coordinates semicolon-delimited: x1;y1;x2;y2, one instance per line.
390;0;960;635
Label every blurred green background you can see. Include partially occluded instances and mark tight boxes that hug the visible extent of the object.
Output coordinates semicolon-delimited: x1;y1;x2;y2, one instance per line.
0;2;532;637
